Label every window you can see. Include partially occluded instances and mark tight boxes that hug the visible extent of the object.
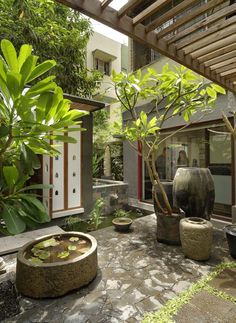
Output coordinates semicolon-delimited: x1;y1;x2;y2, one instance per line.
94;58;111;76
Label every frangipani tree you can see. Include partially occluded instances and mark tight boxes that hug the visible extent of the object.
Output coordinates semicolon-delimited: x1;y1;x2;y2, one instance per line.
112;65;225;216
0;39;88;234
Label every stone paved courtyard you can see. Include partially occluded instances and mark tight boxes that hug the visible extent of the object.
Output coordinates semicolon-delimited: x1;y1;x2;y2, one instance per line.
2;214;234;322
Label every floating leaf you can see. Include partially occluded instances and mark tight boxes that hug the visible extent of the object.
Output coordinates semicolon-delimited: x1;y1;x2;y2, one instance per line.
69;237;79;242
37;250;51;260
29;257;43;264
34;238;60;249
57;251;70;259
68;245;77;251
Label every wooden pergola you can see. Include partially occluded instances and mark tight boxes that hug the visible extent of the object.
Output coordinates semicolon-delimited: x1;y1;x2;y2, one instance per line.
56;0;236;93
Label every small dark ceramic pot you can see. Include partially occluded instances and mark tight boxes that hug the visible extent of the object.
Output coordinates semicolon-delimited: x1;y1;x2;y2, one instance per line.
112;217;133;232
224;225;236;259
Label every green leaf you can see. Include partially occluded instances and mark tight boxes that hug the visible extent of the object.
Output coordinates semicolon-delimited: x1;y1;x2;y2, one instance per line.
3;166;19;189
1;39;18;72
211;83;226;94
27;60;56;83
18;44;32;70
29;257;43;264
57;251;70;259
1;205;26;235
20;195;47;214
206;87;217;99
34;238;60;249
19;184;53;192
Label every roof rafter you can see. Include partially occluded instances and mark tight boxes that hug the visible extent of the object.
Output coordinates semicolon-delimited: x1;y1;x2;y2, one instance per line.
118;0;144;18
168;2;236;45
156;0;225;39
132;0;171;26
55;0;236;93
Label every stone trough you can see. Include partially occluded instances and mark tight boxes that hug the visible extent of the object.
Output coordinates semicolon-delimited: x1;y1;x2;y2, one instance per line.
16;232;97;298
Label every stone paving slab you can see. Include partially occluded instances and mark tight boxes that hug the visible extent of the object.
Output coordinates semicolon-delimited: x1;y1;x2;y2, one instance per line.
1;214;234;322
173;290;236;323
0;226;64;255
209;268;236;298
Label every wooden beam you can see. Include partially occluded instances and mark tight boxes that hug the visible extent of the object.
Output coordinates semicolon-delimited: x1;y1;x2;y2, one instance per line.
101;0;113;9
182;24;236;55
132;0;171;26
215;62;236;74
168;2;236;45
189;34;236;59
197;43;236;63
118;0;143;18
224;72;236;80
203;50;236;68
156;0;225;39
145;0;198;33
54;0;236;93
210;57;236;71
221;68;236;76
176;15;236;51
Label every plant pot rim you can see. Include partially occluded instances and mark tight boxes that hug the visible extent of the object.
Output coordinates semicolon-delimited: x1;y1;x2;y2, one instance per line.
224;225;236;236
183;217;208;224
112;217;133;225
17;232;97;267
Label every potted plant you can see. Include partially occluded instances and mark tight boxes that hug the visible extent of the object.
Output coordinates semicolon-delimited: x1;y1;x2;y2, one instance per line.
112;209;133;232
112;65;225;244
0;39;87;235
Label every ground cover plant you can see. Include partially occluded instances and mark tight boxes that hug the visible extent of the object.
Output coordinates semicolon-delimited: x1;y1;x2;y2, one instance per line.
143;262;236;323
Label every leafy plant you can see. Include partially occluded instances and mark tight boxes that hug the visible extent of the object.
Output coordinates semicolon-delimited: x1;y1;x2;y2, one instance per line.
0;39;88;235
57;251;70;259
114;209;131;218
92;153;103;178
88;198;104;230
0;0;102;97
112;65;225;215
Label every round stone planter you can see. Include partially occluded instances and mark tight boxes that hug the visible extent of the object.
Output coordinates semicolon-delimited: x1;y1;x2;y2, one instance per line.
180;217;213;261
173;167;215;220
16;232;97;298
224;225;236;259
112;217;133;232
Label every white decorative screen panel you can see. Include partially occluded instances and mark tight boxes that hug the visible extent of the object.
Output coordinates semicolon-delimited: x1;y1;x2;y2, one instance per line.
67;131;81;208
52;143;64;211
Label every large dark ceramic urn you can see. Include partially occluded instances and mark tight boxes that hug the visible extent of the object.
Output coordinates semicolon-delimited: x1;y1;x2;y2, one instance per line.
173;167;215;220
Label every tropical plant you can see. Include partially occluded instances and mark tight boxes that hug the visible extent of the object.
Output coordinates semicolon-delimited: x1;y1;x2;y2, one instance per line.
88;198;104;230
92;153;103;178
0;39;87;234
114;209;131;218
112;65;226;215
0;0;102;97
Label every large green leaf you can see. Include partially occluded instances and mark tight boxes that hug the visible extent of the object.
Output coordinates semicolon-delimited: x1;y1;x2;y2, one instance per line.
20;55;38;84
1;39;18;72
6;71;22;99
18;44;32;71
27;60;56;83
3;166;19;189
1;205;26;235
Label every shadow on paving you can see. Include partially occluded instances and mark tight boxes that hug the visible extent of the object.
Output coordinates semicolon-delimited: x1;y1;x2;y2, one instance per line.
1;214;235;323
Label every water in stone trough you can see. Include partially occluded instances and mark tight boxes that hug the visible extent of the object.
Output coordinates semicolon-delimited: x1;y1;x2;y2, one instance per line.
25;236;91;264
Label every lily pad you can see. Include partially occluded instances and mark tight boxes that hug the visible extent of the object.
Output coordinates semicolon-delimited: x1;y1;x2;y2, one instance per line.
37;250;51;260
68;245;77;251
29;257;43;264
34;238;60;249
57;251;70;259
69;237;79;242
